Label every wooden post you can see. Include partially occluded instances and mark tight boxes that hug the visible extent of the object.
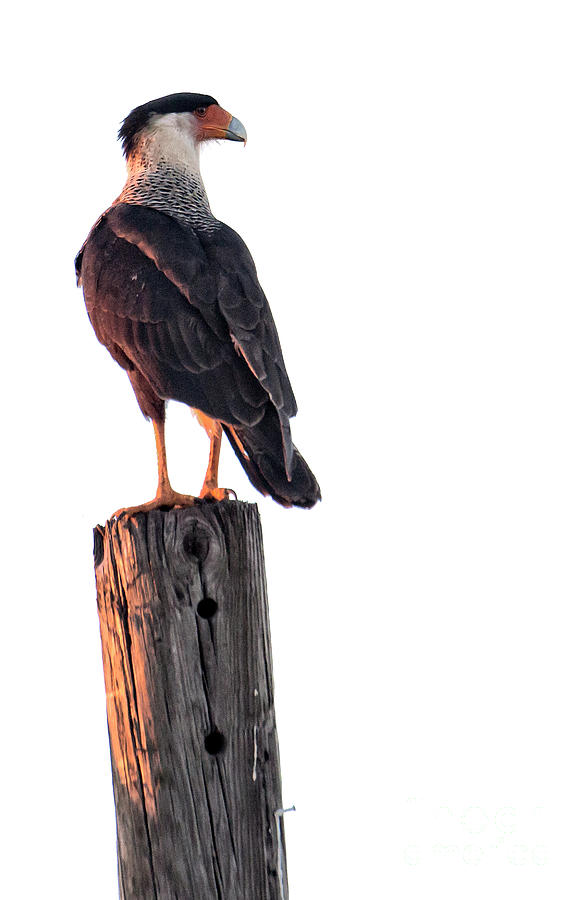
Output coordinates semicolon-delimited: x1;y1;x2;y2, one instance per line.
93;501;289;900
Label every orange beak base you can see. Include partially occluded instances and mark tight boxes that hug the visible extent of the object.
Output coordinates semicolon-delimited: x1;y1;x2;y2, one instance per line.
200;105;247;142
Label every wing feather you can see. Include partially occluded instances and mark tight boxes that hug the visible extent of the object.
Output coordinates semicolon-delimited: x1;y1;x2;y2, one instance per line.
79;203;297;466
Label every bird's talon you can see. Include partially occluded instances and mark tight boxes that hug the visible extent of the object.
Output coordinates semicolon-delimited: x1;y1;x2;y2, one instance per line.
199;485;236;501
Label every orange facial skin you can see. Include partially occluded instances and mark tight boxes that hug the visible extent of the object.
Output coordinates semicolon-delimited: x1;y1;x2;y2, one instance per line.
194;105;247;142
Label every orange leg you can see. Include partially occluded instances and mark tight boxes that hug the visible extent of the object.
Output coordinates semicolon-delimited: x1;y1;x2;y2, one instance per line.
114;418;197;517
193;410;236;501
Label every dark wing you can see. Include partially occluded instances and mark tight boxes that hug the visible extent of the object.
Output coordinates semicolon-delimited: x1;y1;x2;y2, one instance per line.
78;203;297;468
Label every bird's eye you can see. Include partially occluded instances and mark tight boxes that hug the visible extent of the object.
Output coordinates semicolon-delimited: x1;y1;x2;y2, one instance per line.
195;107;207;118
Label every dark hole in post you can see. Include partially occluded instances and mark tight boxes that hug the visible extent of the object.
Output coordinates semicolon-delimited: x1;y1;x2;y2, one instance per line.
204;729;226;755
183;530;209;561
197;598;218;619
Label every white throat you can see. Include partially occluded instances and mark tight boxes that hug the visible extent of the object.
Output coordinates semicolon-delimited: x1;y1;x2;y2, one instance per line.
127;112;201;176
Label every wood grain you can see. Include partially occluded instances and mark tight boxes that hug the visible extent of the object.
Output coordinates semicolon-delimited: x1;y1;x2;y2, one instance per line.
93;501;289;900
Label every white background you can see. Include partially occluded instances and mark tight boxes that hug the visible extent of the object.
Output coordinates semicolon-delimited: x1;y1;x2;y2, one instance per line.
1;1;587;897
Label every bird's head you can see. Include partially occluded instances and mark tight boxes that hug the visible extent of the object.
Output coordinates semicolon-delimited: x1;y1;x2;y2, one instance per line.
119;93;247;171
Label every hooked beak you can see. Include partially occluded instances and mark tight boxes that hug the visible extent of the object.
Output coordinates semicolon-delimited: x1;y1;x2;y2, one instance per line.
224;115;247;143
201;105;247;143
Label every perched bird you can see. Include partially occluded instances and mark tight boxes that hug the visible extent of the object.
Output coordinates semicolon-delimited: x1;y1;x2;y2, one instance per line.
76;93;320;514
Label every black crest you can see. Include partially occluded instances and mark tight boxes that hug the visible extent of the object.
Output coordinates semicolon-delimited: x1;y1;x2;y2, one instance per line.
119;93;219;158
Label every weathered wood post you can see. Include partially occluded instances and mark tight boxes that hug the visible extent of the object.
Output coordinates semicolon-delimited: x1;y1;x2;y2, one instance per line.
93;500;289;899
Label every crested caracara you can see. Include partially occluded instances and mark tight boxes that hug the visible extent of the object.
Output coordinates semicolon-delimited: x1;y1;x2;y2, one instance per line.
76;93;320;514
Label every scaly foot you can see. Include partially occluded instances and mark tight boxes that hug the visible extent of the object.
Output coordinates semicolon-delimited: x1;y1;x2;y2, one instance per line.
114;487;197;518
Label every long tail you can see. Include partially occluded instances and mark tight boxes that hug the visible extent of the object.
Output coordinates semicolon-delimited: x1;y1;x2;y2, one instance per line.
223;408;321;509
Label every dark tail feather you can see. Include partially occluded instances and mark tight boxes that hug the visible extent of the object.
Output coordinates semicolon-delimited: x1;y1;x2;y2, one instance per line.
223;408;321;509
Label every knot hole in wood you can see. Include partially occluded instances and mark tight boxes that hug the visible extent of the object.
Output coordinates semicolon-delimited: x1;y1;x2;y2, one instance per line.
182;526;210;562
